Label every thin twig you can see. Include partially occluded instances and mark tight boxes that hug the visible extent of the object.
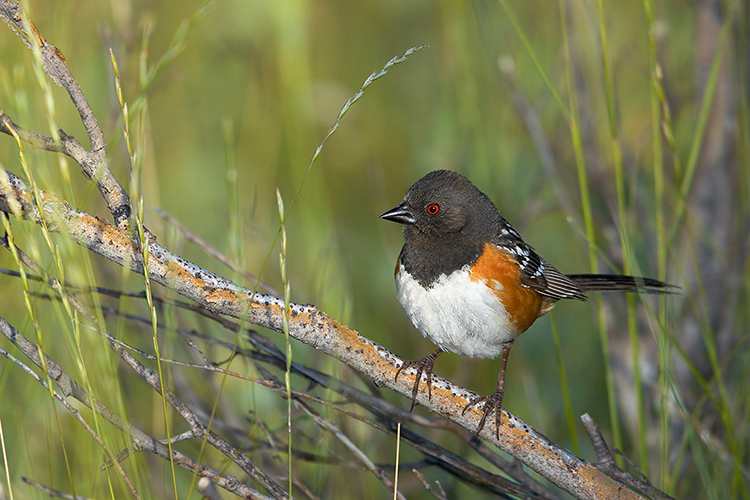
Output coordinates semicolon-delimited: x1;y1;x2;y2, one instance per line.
0;6;679;497
46;286;557;496
21;477;96;500
0;235;290;499
412;468;449;500
154;207;279;296
0;345;139;499
297;399;407;500
0;1;130;228
581;413;676;500
0;169;646;499
0;315;276;500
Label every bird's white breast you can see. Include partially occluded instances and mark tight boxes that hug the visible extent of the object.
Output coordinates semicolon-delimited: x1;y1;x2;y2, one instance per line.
395;262;519;359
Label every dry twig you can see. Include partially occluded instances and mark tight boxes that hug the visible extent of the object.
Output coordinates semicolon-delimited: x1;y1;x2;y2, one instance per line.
0;3;676;499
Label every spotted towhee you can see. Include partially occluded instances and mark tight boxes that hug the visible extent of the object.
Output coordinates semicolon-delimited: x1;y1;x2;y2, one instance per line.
381;169;671;437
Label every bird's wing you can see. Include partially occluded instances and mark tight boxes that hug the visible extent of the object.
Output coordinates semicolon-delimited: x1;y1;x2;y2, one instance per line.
494;227;587;302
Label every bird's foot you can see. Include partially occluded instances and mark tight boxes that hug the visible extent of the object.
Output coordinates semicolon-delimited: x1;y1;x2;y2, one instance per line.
462;387;505;439
395;349;443;411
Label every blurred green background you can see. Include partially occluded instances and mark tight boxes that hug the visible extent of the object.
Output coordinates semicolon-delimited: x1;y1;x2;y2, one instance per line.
1;0;748;498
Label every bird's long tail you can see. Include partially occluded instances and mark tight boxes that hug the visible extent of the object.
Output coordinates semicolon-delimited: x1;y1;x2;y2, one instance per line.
565;274;674;294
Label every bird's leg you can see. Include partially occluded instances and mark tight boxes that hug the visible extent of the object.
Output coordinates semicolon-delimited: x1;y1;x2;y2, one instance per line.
395;348;444;411
462;341;513;438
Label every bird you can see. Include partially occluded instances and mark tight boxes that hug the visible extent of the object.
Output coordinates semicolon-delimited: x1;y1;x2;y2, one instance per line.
380;169;672;437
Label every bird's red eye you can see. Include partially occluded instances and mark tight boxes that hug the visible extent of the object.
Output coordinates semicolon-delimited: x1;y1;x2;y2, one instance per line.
426;204;440;215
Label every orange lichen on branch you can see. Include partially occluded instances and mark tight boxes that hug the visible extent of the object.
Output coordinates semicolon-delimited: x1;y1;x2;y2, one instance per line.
0;170;644;498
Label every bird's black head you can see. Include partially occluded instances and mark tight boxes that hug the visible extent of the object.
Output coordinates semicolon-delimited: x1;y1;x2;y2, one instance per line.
380;170;508;284
380;170;501;242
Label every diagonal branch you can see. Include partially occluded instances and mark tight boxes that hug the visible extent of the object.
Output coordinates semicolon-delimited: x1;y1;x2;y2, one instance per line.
0;168;645;500
0;232;289;499
0;0;131;229
0;315;275;500
0;5;673;496
13;283;560;498
582;414;675;500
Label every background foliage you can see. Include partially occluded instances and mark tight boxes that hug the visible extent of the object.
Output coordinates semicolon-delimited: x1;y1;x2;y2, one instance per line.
0;0;747;498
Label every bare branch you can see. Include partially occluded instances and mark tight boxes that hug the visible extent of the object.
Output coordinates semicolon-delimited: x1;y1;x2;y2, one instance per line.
154;207;279;295
299;399;407;500
21;477;96;500
0;233;290;499
0;341;139;499
1;169;645;499
412;469;448;500
582;414;675;500
0;1;131;228
0;315;278;500
53;290;555;497
0;5;680;497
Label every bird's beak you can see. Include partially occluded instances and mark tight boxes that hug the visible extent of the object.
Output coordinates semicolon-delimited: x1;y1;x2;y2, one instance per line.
380;202;415;225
